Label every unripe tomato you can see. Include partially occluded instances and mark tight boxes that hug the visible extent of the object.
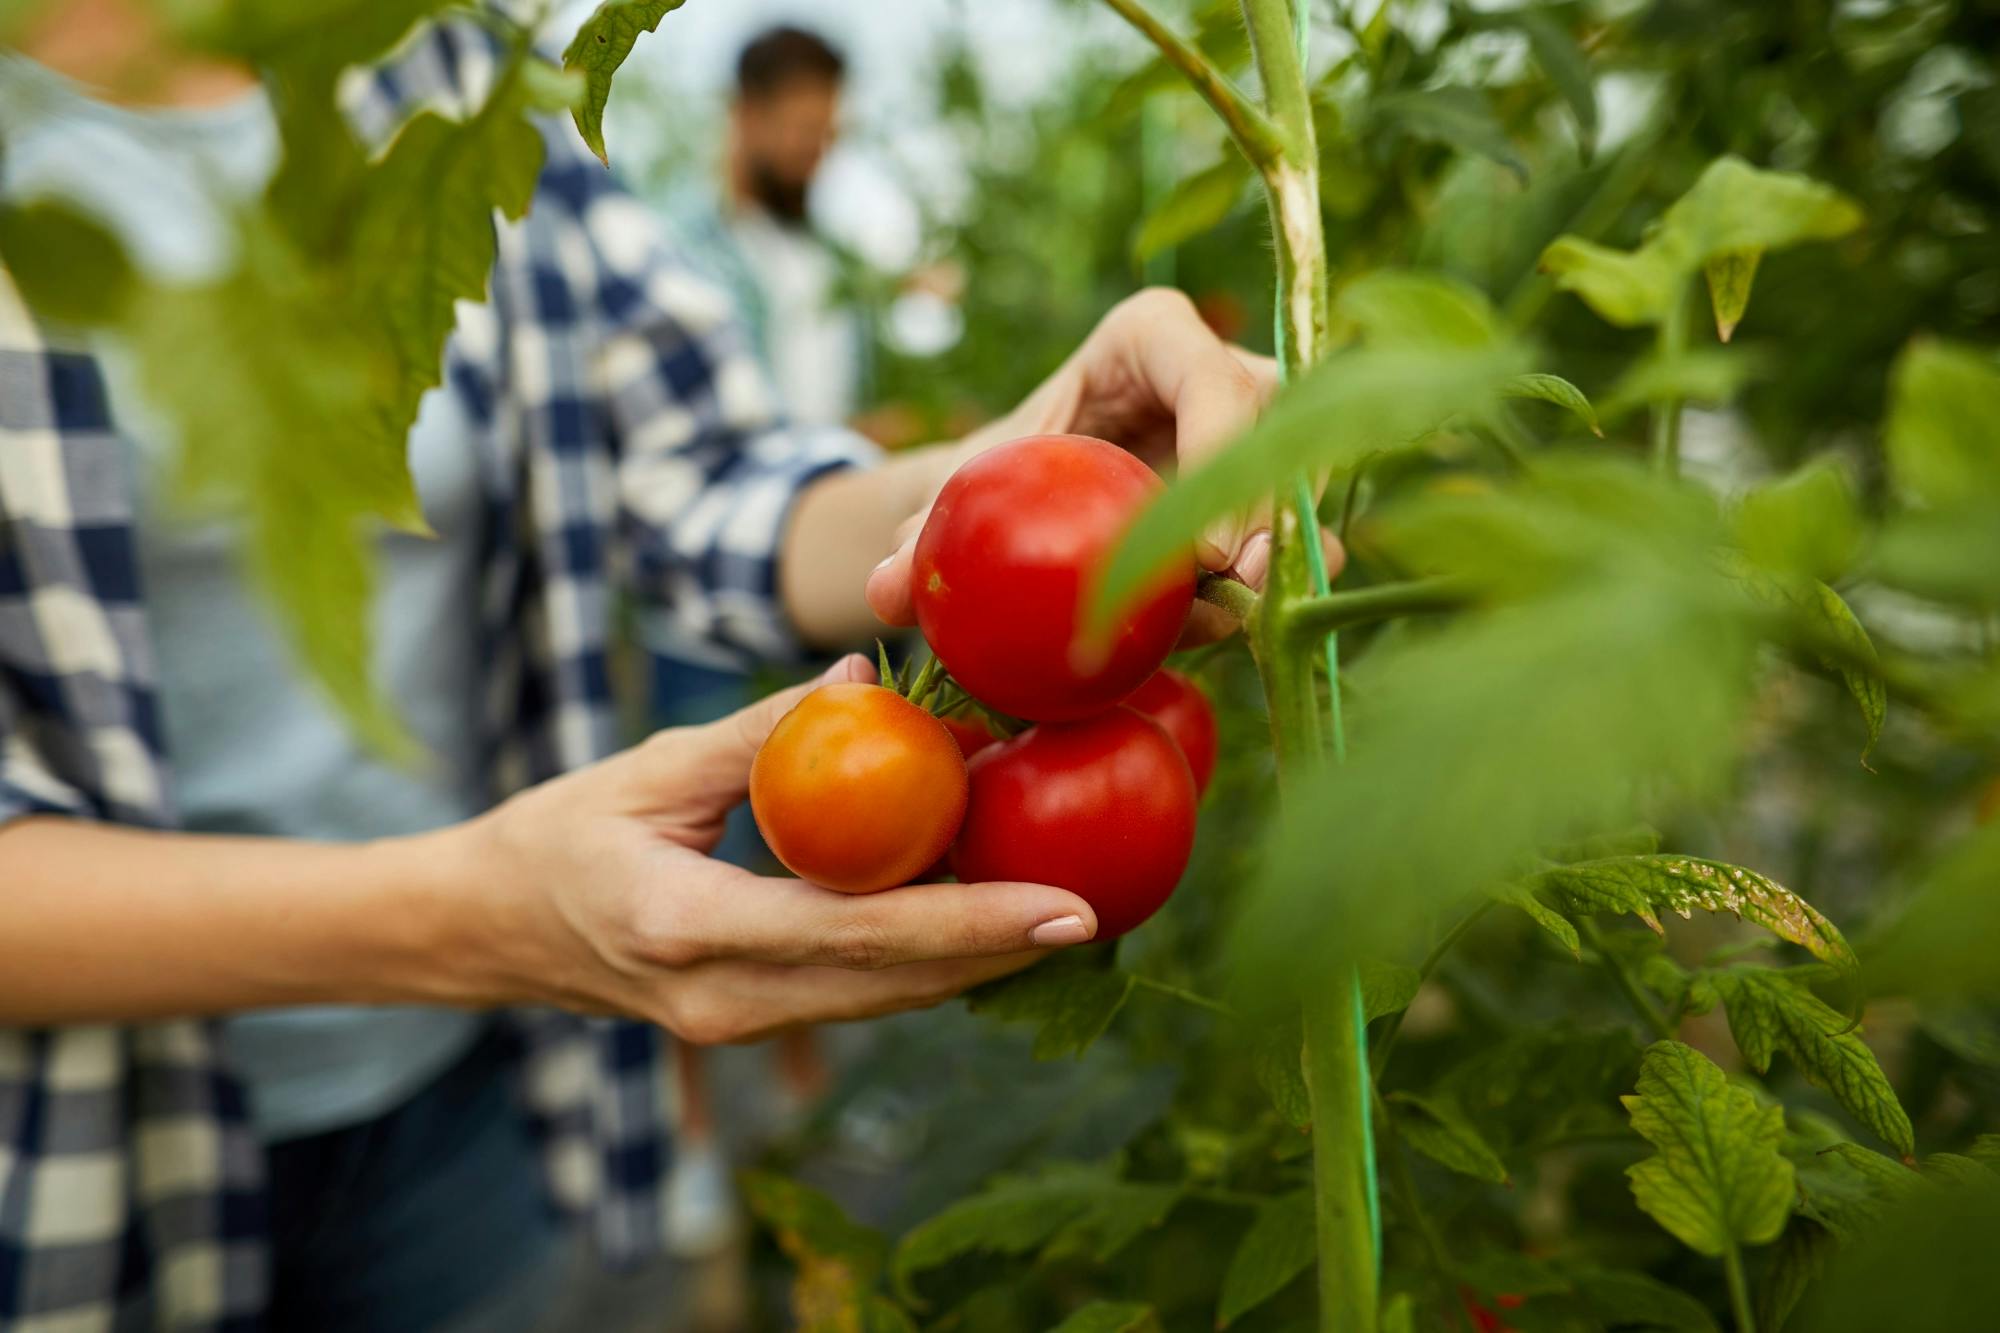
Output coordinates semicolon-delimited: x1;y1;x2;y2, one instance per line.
750;683;968;893
951;708;1197;937
913;434;1195;722
1125;669;1218;795
940;714;999;760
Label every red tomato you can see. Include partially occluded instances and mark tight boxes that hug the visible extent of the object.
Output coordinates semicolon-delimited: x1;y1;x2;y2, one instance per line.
1124;669;1218;796
912;434;1195;722
940;714;999;760
951;708;1196;937
750;683;968;894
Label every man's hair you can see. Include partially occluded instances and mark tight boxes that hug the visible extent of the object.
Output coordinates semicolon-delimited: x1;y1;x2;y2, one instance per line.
736;25;845;99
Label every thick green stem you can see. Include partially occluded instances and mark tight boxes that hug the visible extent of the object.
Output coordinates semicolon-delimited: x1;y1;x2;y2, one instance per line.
1724;1243;1757;1333
1285;577;1472;646
1198;570;1261;621
1305;981;1380;1333
1650;284;1689;477
1099;0;1286;167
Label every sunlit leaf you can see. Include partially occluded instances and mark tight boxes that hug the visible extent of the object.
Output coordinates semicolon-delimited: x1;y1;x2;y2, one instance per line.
1371;86;1527;181
1883;337;2000;510
1131;154;1252;264
1360;959;1422;1020
1390;1092;1510;1184
1711;967;1914;1157
1335;268;1502;349
1734;456;1863;584
1623;1041;1795;1257
1537;235;1681;327
1094;340;1528;629
1704;248;1761;342
1503;372;1602;437
1216;1191;1315;1327
1526;855;1857;972
562;0;691;164
967;946;1133;1060
1600;346;1762;421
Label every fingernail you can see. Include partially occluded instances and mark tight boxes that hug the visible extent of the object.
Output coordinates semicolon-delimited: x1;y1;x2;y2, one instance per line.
1235;531;1272;589
821;653;869;683
1198;524;1240;571
871;552;898;574
1030;915;1092;947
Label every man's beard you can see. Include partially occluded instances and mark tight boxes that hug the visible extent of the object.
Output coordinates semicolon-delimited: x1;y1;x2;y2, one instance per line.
748;161;811;224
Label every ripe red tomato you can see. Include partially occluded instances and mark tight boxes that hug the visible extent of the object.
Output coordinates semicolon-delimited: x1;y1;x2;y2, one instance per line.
951;708;1197;937
912;434;1195;722
1125;669;1218;796
750;683;968;894
940;714;999;760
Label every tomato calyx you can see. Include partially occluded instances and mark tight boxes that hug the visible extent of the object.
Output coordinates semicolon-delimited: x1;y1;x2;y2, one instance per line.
876;641;1027;739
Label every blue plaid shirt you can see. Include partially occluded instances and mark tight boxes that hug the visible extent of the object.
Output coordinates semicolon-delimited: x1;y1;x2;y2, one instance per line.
0;27;875;1331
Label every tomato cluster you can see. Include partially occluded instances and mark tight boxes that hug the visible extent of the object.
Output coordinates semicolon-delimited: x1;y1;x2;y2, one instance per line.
750;434;1219;934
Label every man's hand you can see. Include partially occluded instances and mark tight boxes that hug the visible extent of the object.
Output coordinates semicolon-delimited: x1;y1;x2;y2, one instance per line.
454;655;1098;1043
864;288;1343;645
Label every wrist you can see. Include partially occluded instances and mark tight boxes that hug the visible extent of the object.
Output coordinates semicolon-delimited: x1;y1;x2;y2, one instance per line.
356;820;539;1010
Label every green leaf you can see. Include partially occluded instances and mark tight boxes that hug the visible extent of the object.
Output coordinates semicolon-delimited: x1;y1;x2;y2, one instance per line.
966;946;1134;1060
0;201;134;325
1371;86;1527;182
1493;882;1581;956
1525;855;1857;972
561;0;691;165
1756;1220;1832;1333
1734;456;1864;584
1970;1134;2000;1168
1049;1303;1159;1333
892;1164;1179;1303
1865;824;2000;1002
742;1172;912;1333
1389;1092;1510;1184
1216;1191;1316;1327
1335;268;1502;349
176;0;453;72
1571;1268;1722;1332
1624;1041;1795;1257
1435;1026;1643;1155
1711;967;1914;1158
1600;347;1762;421
1093;336;1529;633
1793;1164;2000;1333
1920;1152;1996;1187
1704;249;1761;342
1503;372;1603;437
1360;960;1423;1021
1794;1142;1921;1243
1872;507;2000;605
1131;155;1252;264
1884;337;2000;510
1515;12;1597;159
1541;156;1860;326
1251;1015;1311;1129
1381;1293;1416;1333
1807;582;1886;762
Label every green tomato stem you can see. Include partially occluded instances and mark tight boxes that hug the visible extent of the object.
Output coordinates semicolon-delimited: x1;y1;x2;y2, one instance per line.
1724;1242;1757;1333
1285;576;1473;648
1098;0;1287;167
1196;570;1261;621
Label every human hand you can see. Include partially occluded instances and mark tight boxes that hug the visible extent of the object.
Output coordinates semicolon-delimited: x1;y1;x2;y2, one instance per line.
864;288;1343;645
445;655;1097;1043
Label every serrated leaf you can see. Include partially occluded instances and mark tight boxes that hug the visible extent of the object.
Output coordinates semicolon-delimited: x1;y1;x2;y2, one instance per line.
1360;960;1422;1020
1757;1220;1832;1333
1132;154;1251;263
1050;1303;1159;1333
1217;1191;1316;1327
1252;1015;1311;1129
1704;249;1761;342
1793;1142;1921;1243
1969;1134;2000;1167
1093;340;1529;628
893;1164;1179;1304
1390;1092;1510;1184
1493;882;1581;955
1711;968;1914;1158
1433;1027;1642;1157
1503;372;1602;436
1525;856;1856;972
966;946;1134;1060
1571;1268;1721;1333
561;0;691;165
1336;268;1502;349
1371;86;1527;181
1622;1040;1795;1257
742;1172;909;1333
1919;1153;1995;1187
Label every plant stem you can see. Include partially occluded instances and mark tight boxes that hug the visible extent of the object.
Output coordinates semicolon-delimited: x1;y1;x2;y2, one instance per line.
1650;283;1689;477
1099;0;1287;167
1286;576;1473;645
1579;917;1675;1042
1305;981;1380;1333
1370;899;1496;1078
1723;1243;1757;1333
1197;570;1261;621
1131;974;1238;1018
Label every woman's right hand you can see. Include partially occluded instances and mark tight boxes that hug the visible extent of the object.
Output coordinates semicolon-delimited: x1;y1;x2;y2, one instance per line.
438;654;1099;1043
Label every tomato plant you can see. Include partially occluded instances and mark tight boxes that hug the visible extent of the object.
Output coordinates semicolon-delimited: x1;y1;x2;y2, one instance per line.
750;682;968;894
912;434;1196;722
953;707;1198;939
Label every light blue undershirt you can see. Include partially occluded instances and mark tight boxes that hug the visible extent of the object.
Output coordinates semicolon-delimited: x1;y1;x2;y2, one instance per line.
0;57;486;1141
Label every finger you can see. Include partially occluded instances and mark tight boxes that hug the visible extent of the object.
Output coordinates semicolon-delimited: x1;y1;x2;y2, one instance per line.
864;529;920;627
1174;526;1343;649
694;875;1099;970
672;952;1043;1044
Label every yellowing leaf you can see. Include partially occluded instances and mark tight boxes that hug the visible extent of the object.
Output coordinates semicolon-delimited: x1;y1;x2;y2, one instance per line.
1704;249;1761;342
1623;1041;1795;1257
